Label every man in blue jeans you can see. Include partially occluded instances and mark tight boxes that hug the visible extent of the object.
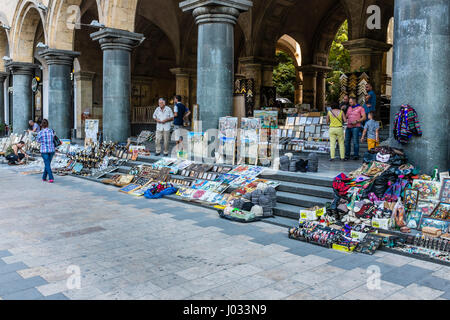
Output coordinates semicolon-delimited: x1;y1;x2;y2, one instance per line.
345;97;366;160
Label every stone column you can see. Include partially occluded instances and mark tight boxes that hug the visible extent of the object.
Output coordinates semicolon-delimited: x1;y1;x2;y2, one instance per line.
180;0;252;131
91;28;144;142
316;71;327;111
0;72;7;128
40;49;80;139
74;71;95;139
239;57;262;109
6;62;37;133
390;0;449;173
262;64;274;87
298;65;317;110
170;68;195;108
344;38;391;116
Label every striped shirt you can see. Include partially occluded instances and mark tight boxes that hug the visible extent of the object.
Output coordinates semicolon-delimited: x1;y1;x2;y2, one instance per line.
37;128;55;154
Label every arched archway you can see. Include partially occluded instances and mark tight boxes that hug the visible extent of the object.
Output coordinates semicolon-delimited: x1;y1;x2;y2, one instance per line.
0;25;9;71
73;0;102;138
10;0;47;63
275;34;302;104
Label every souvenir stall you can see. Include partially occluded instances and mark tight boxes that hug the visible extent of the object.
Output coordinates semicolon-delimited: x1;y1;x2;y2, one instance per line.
286;145;449;263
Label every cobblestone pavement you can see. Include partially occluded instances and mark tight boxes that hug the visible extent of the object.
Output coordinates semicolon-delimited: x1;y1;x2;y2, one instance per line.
0;169;449;300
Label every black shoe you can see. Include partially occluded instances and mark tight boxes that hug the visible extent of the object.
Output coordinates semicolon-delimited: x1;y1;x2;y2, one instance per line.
352;156;360;161
155;153;160;156
344;157;350;161
163;153;169;157
329;158;334;162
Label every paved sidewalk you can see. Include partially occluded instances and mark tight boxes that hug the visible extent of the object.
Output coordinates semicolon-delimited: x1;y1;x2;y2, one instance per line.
0;168;449;300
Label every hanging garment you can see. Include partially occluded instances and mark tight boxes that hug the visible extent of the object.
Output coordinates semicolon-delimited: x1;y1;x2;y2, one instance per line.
393;104;422;144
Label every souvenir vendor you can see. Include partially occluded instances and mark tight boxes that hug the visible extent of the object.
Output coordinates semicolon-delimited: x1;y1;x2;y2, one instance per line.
5;141;29;165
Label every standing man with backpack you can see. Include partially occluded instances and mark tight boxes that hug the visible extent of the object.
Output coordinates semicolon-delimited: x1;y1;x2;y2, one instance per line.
173;95;191;146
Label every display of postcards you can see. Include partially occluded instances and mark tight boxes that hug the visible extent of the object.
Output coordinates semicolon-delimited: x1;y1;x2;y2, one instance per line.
119;184;141;194
440;178;450;203
129;185;153;197
189;171;196;177
228;165;249;175
406;211;422;229
412;179;441;201
214;173;239;184
430;203;450;220
305;118;313;125
192;189;207;200
315;126;321;134
180;170;186;176
217;194;232;206
219;117;238;138
230;176;257;187
241;117;261;131
212;166;218;172
312;117;320;124
134;177;151;186
294;117;301;126
419;217;449;233
72;163;84;173
199;191;213;202
192;179;208;189
286;117;296;126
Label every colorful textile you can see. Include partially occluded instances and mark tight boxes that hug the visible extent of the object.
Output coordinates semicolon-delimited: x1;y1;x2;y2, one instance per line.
37;128;55;154
393;104;422;144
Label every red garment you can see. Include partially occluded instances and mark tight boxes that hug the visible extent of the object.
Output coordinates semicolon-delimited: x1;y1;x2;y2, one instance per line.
346;105;365;128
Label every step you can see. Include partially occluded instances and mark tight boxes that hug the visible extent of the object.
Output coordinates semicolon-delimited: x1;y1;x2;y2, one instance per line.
273;202;304;220
260;170;331;187
277;181;334;198
276;191;330;209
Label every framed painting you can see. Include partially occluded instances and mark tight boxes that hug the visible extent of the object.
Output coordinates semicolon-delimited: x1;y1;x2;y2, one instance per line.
439;178;450;204
412;179;441;201
404;188;419;210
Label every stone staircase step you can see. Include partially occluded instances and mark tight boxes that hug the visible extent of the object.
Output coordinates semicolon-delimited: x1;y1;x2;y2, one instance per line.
277;181;333;198
273;203;304;220
276;191;330;209
260;170;331;187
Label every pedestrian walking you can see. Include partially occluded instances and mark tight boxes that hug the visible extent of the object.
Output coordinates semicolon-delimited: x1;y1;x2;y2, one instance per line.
36;119;56;183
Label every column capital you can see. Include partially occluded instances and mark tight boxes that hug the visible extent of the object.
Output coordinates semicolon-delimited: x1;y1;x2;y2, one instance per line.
180;0;252;25
91;28;145;52
170;67;196;76
0;71;8;82
5;61;39;76
39;49;80;66
239;56;277;67
343;38;392;54
74;71;95;81
298;64;332;75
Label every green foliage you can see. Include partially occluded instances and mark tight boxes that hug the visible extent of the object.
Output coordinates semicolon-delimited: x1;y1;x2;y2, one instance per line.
273;51;296;103
326;20;350;103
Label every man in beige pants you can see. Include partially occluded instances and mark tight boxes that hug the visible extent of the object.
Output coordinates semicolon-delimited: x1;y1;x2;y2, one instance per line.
153;98;174;156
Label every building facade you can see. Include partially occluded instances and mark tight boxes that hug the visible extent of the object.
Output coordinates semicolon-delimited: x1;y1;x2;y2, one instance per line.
0;0;448;172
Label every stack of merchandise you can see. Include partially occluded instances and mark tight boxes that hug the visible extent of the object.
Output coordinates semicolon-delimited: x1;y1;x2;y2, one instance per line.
275;114;330;153
219;179;278;222
357;74;368;105
339;72;370;105
348;73;358;98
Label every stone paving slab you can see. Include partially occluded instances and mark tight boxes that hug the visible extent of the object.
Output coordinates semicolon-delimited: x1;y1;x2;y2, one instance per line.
0;168;449;300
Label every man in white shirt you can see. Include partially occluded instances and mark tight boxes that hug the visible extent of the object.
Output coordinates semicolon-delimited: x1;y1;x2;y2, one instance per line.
153;98;174;156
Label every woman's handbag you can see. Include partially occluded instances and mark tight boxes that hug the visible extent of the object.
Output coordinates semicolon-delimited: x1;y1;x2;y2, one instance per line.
53;135;62;148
